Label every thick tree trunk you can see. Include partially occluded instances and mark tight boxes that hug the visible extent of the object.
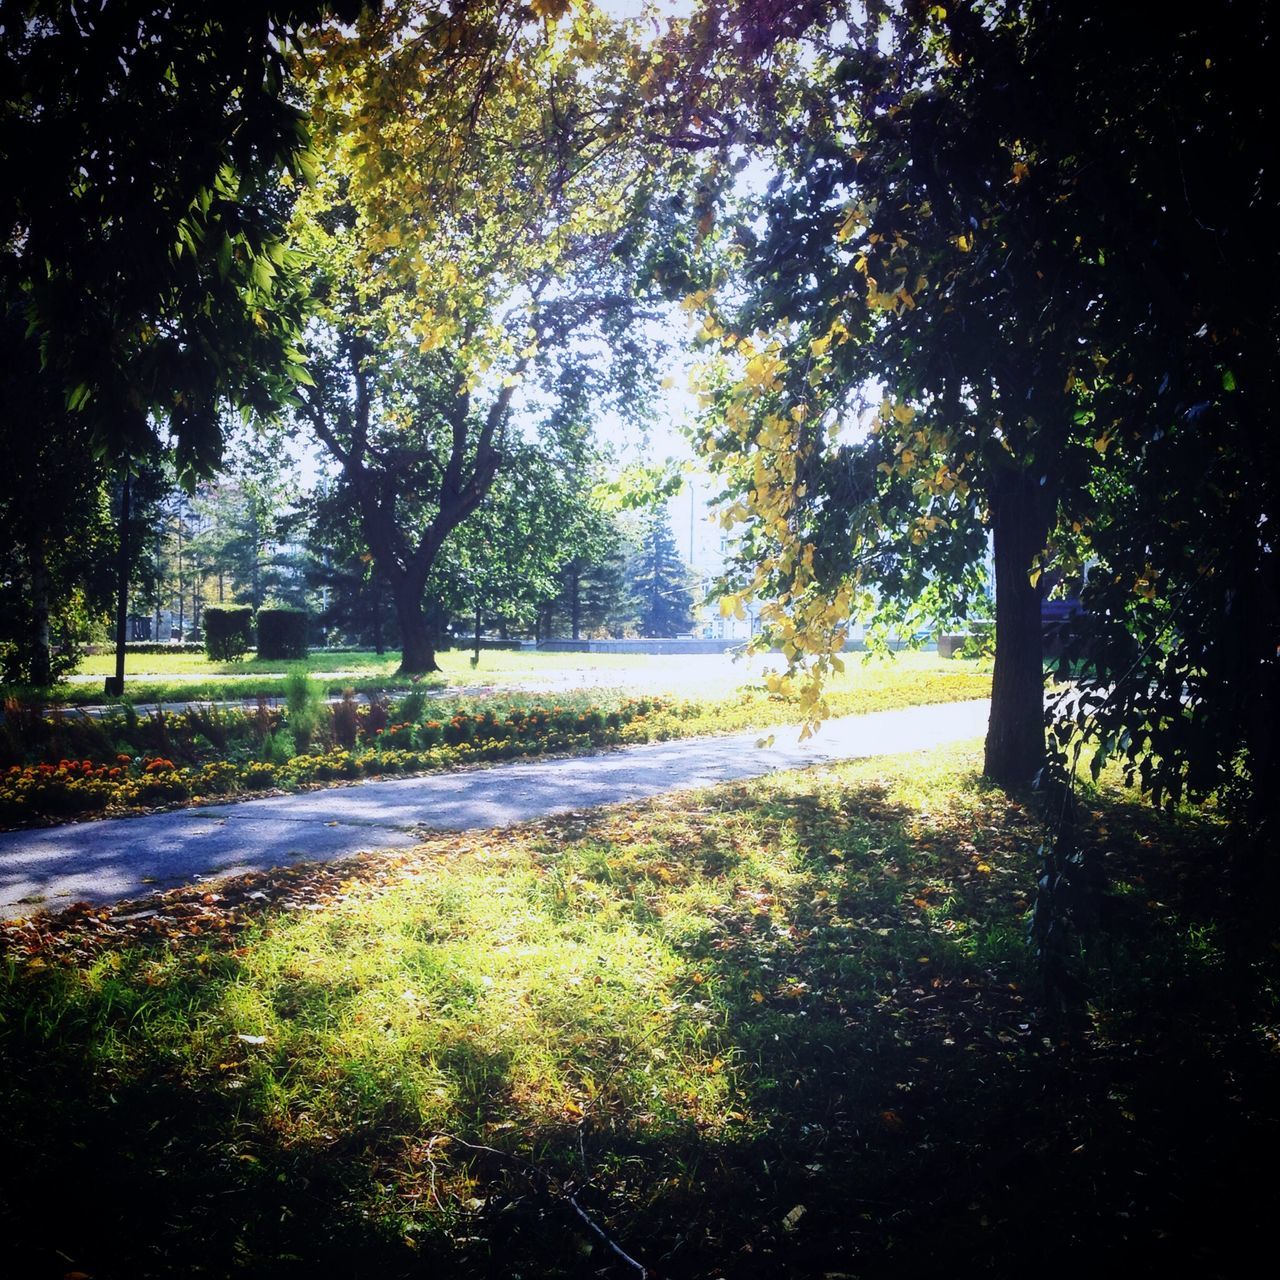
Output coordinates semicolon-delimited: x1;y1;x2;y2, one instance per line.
28;538;51;687
370;573;384;655
984;472;1049;786
394;585;440;674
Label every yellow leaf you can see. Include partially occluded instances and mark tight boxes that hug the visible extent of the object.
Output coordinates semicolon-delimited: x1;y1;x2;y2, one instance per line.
836;207;862;242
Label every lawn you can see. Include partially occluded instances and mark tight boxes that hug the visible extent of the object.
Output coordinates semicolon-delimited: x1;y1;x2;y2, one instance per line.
71;647;664;680
1;742;1273;1278
36;647;988;708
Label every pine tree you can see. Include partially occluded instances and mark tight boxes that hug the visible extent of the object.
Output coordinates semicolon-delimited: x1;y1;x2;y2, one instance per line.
632;513;695;639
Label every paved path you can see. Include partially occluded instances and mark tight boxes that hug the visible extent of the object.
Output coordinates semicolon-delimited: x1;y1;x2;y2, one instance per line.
0;699;989;917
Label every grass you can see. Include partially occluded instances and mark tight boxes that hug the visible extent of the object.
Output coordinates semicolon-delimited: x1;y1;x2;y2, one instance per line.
25;647;991;708
1;742;1274;1278
71;647;667;679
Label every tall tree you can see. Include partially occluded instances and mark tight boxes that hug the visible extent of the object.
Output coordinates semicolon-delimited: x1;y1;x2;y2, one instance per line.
684;1;1186;782
632;512;695;638
546;517;637;641
290;2;664;672
0;0;355;476
2;0;359;688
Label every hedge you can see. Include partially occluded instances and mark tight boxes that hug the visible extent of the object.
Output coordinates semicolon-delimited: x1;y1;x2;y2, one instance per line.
203;607;254;662
85;642;207;656
256;607;308;661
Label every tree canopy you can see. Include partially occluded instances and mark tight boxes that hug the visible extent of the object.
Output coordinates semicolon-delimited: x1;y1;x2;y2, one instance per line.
686;1;1275;802
0;1;362;478
289;0;671;670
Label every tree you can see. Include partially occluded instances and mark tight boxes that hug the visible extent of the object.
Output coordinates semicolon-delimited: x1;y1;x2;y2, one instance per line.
0;304;111;684
680;0;1278;984
686;2;1176;781
632;512;695;638
544;516;637;641
290;3;665;672
2;0;361;689
0;1;359;475
188;430;311;613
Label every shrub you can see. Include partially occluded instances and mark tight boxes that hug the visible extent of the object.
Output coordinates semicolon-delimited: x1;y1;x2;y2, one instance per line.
333;690;359;749
204;607;254;662
396;687;428;724
256;606;308;661
284;667;327;753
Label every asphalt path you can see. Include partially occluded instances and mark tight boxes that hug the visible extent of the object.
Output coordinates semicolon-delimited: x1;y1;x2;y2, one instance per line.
0;698;990;917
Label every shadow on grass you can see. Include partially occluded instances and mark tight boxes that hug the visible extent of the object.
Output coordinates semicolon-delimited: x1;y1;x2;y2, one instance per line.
0;761;1276;1279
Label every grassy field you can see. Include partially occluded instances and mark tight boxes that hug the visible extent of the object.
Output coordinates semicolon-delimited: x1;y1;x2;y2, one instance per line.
72;648;659;679
1;742;1273;1277
16;649;990;710
54;648;646;705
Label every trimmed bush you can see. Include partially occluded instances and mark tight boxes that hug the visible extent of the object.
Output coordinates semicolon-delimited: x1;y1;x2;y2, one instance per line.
257;607;309;661
203;607;254;662
85;642;207;656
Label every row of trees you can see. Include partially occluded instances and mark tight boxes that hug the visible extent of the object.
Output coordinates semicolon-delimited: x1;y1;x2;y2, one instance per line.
2;1;704;679
0;421;697;674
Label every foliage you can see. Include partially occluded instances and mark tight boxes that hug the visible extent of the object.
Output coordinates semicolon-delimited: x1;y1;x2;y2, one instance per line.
0;0;357;480
288;1;670;672
685;0;1276;810
632;510;696;638
202;607;254;663
0;305;117;684
256;607;309;661
185;428;312;613
283;667;327;753
541;516;638;641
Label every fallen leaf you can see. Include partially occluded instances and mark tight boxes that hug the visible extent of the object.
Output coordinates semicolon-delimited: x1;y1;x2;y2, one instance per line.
782;1204;807;1231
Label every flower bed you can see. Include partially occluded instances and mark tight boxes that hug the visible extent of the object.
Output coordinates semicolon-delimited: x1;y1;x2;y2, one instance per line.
0;696;676;827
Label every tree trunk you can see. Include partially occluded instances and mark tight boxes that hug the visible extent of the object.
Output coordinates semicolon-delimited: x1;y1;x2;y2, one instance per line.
370;572;384;655
473;601;482;665
570;564;582;641
394;584;440;673
1229;522;1280;962
28;537;51;687
107;469;131;697
984;471;1049;786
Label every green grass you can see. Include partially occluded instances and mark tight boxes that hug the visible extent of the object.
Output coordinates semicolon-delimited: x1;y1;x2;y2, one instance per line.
24;645;993;706
1;742;1273;1277
16;648;989;711
71;647;663;679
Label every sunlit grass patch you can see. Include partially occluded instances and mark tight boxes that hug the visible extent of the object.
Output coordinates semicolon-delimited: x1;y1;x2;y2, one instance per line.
2;739;1264;1278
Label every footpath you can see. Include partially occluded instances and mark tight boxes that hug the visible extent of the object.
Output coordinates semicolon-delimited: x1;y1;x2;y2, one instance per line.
0;699;990;916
